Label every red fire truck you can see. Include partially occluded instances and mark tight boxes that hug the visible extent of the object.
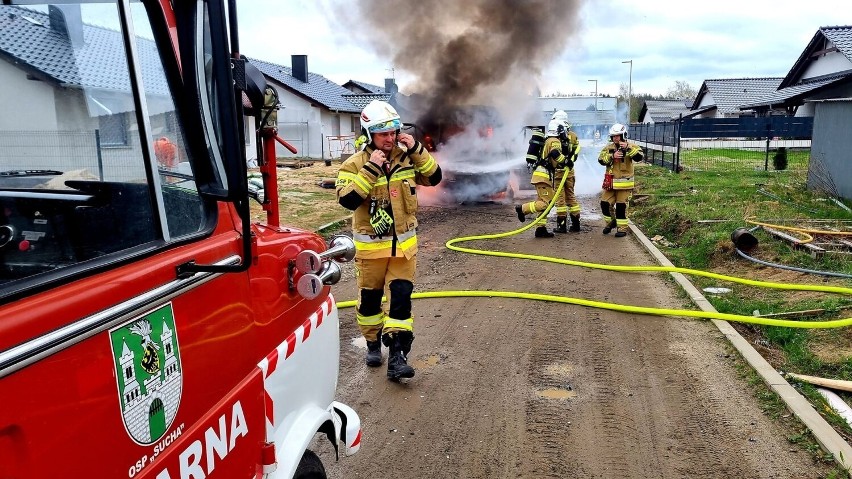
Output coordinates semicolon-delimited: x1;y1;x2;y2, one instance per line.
0;1;359;478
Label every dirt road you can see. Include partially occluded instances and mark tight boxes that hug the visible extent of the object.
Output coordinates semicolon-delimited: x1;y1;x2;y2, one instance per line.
320;195;832;478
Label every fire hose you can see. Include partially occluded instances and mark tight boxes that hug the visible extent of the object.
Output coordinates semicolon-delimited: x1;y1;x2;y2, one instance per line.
337;169;852;329
745;217;852;238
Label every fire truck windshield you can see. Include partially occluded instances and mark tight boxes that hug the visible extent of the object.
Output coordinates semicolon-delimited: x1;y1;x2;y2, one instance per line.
0;2;209;298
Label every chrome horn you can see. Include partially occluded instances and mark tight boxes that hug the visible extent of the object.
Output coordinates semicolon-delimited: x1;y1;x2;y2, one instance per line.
297;261;342;300
295;235;356;274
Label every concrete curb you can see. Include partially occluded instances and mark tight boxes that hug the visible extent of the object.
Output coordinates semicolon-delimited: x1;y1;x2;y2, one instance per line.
629;223;852;472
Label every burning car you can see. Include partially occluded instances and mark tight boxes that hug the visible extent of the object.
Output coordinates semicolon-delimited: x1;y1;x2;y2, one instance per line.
409;105;521;203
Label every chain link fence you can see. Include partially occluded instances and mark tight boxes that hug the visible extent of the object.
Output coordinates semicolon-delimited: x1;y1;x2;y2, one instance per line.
0;130;153;182
631;117;813;173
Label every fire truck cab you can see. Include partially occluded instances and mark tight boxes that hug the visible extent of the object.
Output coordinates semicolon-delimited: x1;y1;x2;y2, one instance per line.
0;1;359;478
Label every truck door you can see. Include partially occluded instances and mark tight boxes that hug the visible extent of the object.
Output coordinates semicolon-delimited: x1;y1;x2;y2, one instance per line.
0;2;265;478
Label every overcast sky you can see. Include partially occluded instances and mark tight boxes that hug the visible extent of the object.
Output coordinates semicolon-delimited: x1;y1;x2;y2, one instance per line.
237;0;852;98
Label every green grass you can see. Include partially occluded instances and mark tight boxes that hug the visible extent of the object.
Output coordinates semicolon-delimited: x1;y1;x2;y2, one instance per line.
631;162;852;454
678;147;811;171
731;346;851;477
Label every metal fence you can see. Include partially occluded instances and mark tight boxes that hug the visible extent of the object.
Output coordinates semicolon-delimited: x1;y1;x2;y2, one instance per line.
631;117;814;172
0;130;149;182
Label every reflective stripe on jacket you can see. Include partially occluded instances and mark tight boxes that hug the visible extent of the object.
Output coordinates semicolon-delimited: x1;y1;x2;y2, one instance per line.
597;141;644;188
532;137;566;185
336;141;440;259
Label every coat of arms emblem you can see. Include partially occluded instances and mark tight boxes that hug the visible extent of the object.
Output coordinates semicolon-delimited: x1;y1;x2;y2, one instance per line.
110;303;183;444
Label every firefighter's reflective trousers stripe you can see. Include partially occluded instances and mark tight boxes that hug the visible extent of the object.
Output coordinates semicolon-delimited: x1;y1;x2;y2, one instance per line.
601;189;633;233
554;171;580;216
354;255;416;339
613;176;634;190
352;229;417;259
522;183;554;226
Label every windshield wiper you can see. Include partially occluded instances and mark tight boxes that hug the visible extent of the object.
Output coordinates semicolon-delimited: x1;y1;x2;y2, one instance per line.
0;170;63;177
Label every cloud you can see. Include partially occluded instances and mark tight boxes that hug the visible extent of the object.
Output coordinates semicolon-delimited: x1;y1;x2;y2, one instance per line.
236;0;852;97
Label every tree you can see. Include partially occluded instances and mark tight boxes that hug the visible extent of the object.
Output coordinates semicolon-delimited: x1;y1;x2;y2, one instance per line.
618;83;666;123
666;81;696;100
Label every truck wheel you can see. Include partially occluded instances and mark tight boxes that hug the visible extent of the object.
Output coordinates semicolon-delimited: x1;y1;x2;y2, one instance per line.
294;450;327;479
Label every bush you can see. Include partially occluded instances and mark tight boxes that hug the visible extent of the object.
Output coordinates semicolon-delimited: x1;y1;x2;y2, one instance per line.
773;147;788;171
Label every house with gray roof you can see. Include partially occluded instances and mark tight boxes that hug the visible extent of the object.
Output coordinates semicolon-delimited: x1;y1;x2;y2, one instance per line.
741;26;852;117
638;99;695;124
342;80;385;94
248;56;363;159
0;4;186;178
690;77;784;118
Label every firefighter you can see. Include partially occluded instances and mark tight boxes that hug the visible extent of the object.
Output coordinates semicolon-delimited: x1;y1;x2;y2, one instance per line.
551;111;581;233
514;119;573;238
598;123;644;237
336;100;442;381
154;137;178;169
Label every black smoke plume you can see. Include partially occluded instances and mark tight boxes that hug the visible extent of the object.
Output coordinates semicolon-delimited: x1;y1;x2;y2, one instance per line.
349;0;584;125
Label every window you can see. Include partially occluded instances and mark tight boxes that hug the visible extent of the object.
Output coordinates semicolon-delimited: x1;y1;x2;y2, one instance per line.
99;113;128;147
332;114;341;136
351;115;357;133
0;3;209;300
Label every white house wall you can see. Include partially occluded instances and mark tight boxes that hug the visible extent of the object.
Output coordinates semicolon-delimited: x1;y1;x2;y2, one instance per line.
264;81;361;160
0;60;58;131
319;110;359;160
244;115;257;165
801;49;852;80
55;88;96;130
271;84;319;158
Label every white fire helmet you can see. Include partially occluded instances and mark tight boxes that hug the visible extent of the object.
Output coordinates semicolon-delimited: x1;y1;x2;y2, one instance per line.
360;100;402;144
609;123;628;139
552;111;572;131
546;119;564;137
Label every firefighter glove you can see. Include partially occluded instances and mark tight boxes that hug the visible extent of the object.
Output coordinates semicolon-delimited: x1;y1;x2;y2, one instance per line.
602;173;614;191
370;208;394;236
562;158;574;170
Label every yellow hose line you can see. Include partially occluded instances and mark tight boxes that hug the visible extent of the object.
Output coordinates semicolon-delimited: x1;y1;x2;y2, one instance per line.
336;291;852;329
745;217;851;238
336;164;852;329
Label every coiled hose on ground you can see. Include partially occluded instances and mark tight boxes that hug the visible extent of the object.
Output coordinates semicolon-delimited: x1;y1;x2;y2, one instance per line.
337;168;852;329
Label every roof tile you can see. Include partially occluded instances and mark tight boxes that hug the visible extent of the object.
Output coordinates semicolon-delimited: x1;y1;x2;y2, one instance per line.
698;78;783;113
248;57;360;113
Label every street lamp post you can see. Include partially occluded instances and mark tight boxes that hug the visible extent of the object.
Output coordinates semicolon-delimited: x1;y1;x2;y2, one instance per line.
622;60;632;123
588;79;598;110
588;79;598;139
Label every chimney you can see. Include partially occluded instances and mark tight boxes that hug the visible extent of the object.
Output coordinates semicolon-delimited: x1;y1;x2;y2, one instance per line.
384;78;398;95
292;55;308;83
49;5;84;49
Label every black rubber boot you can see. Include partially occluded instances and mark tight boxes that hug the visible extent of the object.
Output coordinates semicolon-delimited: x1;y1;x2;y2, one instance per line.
384;333;415;381
515;205;525;223
602;219;616;235
569;214;581;232
555;217;568;233
615;230;628;238
534;226;554;238
365;340;382;367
